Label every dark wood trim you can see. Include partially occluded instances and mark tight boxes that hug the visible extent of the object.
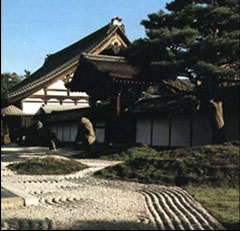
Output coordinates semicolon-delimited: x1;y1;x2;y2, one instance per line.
23;100;44;103
27;95;89;100
110;72;133;79
45;89;68;92
95;126;106;129
116;93;121;116
168;116;172;146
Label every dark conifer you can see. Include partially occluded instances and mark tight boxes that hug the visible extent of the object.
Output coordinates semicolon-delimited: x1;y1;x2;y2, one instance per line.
125;0;239;144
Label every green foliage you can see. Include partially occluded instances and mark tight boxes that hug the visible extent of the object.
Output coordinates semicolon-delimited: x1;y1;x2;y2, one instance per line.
125;0;239;85
1;70;31;95
7;157;88;175
93;142;239;187
74;143;159;160
1;72;21;95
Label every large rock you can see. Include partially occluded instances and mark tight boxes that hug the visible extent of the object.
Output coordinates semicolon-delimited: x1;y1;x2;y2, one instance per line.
75;117;96;148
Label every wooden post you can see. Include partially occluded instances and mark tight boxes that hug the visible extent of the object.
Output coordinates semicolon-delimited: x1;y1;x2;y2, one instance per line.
116;93;121;116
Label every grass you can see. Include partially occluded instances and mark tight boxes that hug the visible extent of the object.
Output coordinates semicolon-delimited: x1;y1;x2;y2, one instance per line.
185;185;239;229
7;156;89;175
92;141;240;228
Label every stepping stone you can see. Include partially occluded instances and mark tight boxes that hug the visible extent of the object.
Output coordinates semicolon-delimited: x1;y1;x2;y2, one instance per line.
1;187;24;209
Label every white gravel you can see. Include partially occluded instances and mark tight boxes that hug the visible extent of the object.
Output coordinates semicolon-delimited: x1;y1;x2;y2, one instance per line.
1;147;153;230
1;146;225;230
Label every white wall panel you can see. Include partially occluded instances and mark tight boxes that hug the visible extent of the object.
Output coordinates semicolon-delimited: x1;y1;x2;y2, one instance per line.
63;124;70;142
96;128;105;143
22;101;43;114
152;117;169;146
136;118;151;145
57;126;63;141
70;123;78;142
47;80;66;89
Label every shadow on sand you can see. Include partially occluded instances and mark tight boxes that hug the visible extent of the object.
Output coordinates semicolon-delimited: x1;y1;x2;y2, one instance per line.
1;218;155;230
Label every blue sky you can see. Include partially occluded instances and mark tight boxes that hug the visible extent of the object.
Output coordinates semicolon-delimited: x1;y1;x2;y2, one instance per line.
2;0;170;75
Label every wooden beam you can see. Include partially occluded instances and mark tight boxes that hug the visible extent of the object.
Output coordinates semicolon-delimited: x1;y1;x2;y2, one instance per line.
110;73;133;79
116;93;121;116
26;95;89;100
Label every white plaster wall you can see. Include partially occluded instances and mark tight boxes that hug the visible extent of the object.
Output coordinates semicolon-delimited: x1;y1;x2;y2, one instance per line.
33;89;44;95
50;123;78;142
47;80;66;89
56;126;63;141
22;101;43;114
171;115;191;147
96;128;105;143
70;91;88;97
192;113;212;146
62;99;76;105
47;91;68;96
136;117;151;145
152;116;169;146
63;124;71;142
70;124;78;142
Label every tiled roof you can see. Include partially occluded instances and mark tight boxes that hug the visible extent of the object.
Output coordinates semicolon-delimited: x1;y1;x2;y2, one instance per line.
127;94;200;116
2;19;130;106
39;106;92;122
1;105;26;116
66;53;139;92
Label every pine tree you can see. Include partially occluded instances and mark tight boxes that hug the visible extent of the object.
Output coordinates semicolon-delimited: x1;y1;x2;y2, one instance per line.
1;72;21;95
125;0;239;144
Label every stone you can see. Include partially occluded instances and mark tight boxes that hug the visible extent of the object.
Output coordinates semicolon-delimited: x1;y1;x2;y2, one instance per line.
75;117;96;148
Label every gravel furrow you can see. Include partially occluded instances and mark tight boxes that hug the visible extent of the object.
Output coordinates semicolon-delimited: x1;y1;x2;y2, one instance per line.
162;189;217;230
152;190;186;230
141;191;162;230
172;188;225;230
142;188;226;230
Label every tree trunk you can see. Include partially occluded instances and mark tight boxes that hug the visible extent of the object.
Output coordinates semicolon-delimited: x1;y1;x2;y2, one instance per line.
209;99;226;144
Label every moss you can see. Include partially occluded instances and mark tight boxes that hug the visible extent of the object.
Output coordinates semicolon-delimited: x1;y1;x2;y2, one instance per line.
7;157;88;175
93;142;239;187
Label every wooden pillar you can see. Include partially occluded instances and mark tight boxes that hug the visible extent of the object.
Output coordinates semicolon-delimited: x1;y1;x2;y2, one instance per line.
116;93;121;116
44;87;47;105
